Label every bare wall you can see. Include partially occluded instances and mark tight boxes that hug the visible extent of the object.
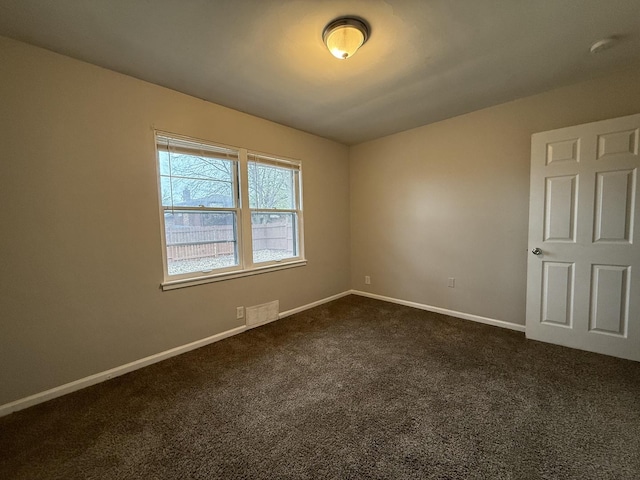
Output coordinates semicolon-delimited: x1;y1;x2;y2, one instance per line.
0;37;350;405
350;65;640;326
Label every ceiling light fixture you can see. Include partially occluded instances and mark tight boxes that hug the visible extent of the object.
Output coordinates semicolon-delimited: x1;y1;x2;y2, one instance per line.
323;17;370;60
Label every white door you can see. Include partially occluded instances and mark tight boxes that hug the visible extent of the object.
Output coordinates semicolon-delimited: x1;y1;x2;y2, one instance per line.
526;113;640;362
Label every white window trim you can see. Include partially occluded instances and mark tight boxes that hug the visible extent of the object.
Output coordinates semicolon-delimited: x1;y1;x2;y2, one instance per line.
154;131;306;290
161;259;307;291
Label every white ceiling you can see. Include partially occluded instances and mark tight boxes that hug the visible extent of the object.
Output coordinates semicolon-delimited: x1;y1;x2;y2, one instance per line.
1;0;639;145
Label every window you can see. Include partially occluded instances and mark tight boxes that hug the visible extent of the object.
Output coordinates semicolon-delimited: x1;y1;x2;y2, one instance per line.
248;154;301;264
155;132;305;289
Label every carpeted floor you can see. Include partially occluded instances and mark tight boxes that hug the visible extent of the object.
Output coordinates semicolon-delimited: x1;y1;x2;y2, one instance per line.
1;295;639;479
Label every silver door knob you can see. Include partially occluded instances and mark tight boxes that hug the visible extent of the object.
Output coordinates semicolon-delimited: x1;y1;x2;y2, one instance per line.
531;248;542;255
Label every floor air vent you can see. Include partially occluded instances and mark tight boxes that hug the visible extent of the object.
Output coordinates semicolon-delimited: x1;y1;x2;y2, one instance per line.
245;300;279;327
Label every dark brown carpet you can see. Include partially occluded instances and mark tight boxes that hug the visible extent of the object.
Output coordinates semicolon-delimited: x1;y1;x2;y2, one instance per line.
1;295;639;479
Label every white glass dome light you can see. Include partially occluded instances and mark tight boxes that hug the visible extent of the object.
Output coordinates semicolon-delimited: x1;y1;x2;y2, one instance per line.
323;17;370;60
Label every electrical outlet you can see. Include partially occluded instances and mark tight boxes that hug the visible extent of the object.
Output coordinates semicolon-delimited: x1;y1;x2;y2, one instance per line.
236;306;244;319
448;277;455;288
365;275;371;285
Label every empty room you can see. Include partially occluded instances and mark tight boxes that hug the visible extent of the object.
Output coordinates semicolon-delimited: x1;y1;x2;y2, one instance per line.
1;1;639;479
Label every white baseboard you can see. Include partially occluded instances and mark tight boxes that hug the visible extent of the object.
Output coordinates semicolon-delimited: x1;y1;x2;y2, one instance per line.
350;290;526;332
0;290;352;418
279;290;351;319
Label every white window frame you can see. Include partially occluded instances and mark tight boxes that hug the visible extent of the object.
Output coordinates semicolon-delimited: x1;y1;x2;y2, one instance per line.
246;152;304;268
155;131;306;290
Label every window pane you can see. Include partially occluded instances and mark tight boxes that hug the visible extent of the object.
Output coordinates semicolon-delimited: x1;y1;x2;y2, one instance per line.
159;150;171;176
248;162;295;210
159;151;235;207
160;176;233;208
251;213;297;263
164;211;238;275
160;151;234;181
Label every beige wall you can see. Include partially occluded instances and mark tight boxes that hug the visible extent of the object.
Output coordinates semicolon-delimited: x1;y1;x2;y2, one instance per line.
0;37;350;405
350;65;640;326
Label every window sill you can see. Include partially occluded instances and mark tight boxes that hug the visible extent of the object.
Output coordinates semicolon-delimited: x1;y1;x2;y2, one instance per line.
161;259;307;291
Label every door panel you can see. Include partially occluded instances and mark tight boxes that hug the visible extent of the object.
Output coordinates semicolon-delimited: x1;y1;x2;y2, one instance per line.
546;138;580;164
527;113;640;361
541;262;574;326
589;264;630;336
596;128;638;160
593;169;635;243
544;175;577;242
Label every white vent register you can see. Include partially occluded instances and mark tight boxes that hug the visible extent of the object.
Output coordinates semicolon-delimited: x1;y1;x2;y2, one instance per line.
245;300;279;327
